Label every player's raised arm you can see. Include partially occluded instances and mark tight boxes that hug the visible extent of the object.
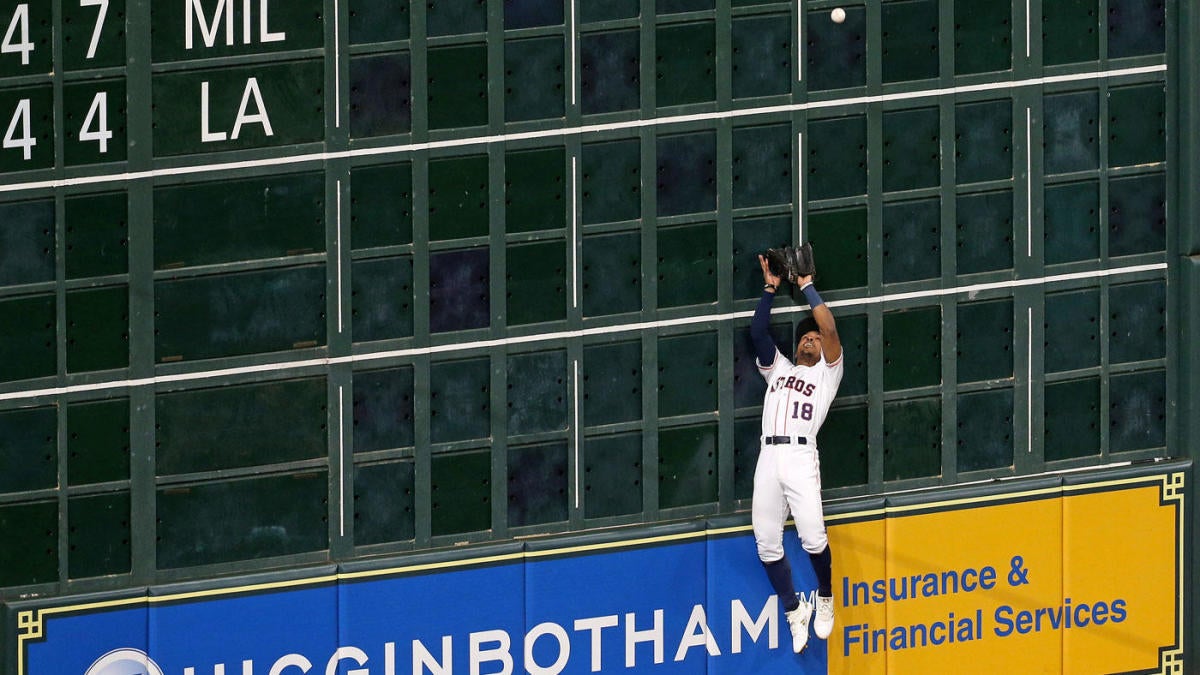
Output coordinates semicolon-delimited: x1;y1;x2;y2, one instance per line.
796;272;842;364
751;255;782;366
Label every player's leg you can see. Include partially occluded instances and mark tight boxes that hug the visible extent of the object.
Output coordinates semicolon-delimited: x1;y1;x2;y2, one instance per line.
780;448;836;639
753;445;812;652
752;445;796;604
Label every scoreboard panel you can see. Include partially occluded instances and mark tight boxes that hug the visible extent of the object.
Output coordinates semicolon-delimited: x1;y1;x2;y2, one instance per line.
0;0;1183;599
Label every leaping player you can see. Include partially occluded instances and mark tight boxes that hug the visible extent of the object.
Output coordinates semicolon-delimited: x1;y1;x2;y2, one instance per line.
751;251;843;653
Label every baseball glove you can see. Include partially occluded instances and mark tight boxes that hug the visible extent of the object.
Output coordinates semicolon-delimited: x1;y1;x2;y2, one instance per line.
764;243;816;284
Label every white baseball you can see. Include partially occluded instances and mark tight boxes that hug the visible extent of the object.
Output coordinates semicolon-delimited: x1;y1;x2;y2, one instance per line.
831;7;846;23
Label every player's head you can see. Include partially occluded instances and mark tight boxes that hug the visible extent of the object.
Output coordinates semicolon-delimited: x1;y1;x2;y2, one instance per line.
795;317;821;364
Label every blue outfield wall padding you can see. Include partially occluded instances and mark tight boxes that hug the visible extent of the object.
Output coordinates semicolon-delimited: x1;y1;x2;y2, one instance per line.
4;587;150;675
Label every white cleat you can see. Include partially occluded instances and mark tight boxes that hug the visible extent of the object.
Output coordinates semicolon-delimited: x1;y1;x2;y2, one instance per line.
785;596;814;653
814;594;835;639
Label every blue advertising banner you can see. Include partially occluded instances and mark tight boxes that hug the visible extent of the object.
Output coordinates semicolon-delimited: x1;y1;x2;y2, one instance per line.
15;530;823;675
10;466;1185;674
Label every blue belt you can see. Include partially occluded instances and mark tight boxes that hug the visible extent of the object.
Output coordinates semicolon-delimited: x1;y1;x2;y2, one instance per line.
764;436;807;445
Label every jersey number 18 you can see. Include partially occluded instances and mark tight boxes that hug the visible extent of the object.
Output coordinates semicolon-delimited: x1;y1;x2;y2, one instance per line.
791;402;813;420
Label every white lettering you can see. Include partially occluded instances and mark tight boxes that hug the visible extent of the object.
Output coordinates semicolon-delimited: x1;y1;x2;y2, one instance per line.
1;4;34;65
79;0;109;60
674;604;720;661
470;630;513;675
200;81;227;142
572;615;618;673
730;597;778;653
259;0;285;42
3;98;35;160
230;76;273;139
412;636;451;675
242;0;251;44
198;661;253;675
524;622;570;675
384;642;395;675
268;654;312;675
186;0;233;49
79;91;112;153
624;610;664;668
324;647;368;675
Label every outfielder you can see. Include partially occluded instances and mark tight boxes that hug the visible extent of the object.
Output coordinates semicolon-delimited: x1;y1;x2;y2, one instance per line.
751;246;842;653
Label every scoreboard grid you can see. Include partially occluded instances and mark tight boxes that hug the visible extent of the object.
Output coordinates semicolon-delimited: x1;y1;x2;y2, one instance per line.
0;0;1182;607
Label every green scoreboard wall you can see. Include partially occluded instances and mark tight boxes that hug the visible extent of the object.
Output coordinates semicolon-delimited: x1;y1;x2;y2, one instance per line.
0;0;1186;596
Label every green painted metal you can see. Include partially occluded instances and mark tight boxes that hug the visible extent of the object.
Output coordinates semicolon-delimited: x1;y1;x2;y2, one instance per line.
1044;376;1102;462
430;448;490;536
64;192;128;279
820;404;869;488
505;240;567;325
1044;288;1101;372
66;398;131;486
0;5;1186;660
67;492;131;579
153;172;325;268
581;230;641;315
153;265;327;362
0;295;56;383
156;471;328;568
0;199;54;285
505;349;568;435
955;190;1014;274
350;255;414;341
155;378;327;475
503;35;566;123
583;432;643;519
353;459;415;545
0;406;56;494
658;422;719;509
956;388;1014;472
65;285;129;372
506;440;568;527
349;162;413;247
0;501;57;587
882;305;941;391
1043;180;1100;264
348;52;413;138
882;396;941;480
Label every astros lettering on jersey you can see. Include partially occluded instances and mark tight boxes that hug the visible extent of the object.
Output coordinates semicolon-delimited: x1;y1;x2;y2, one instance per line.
758;346;843;439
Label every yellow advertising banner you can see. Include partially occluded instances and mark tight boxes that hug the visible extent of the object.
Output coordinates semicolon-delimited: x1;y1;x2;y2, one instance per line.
827;472;1184;674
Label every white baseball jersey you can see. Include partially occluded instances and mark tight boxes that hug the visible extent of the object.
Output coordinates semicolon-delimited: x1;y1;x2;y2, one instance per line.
757;347;843;439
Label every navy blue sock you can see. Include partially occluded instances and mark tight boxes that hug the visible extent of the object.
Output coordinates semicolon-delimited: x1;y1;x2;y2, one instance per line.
808;546;832;597
762;558;799;611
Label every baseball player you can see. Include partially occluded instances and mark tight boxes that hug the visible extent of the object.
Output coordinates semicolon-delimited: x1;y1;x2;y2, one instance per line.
751;252;842;653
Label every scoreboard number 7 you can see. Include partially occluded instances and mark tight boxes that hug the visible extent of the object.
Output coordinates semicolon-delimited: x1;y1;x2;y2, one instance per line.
80;0;111;60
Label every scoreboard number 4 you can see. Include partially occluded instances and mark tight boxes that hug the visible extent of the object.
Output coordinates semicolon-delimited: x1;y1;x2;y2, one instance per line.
80;91;113;152
3;97;33;159
3;91;113;159
1;4;33;65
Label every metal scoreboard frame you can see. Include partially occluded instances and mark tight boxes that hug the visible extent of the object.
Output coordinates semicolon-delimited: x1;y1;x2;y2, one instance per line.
0;0;1197;671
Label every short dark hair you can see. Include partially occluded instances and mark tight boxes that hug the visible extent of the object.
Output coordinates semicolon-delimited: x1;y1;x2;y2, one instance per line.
797;317;819;338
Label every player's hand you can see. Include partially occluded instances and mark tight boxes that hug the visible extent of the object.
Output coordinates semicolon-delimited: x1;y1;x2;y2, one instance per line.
759;255;782;288
795;273;814;288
